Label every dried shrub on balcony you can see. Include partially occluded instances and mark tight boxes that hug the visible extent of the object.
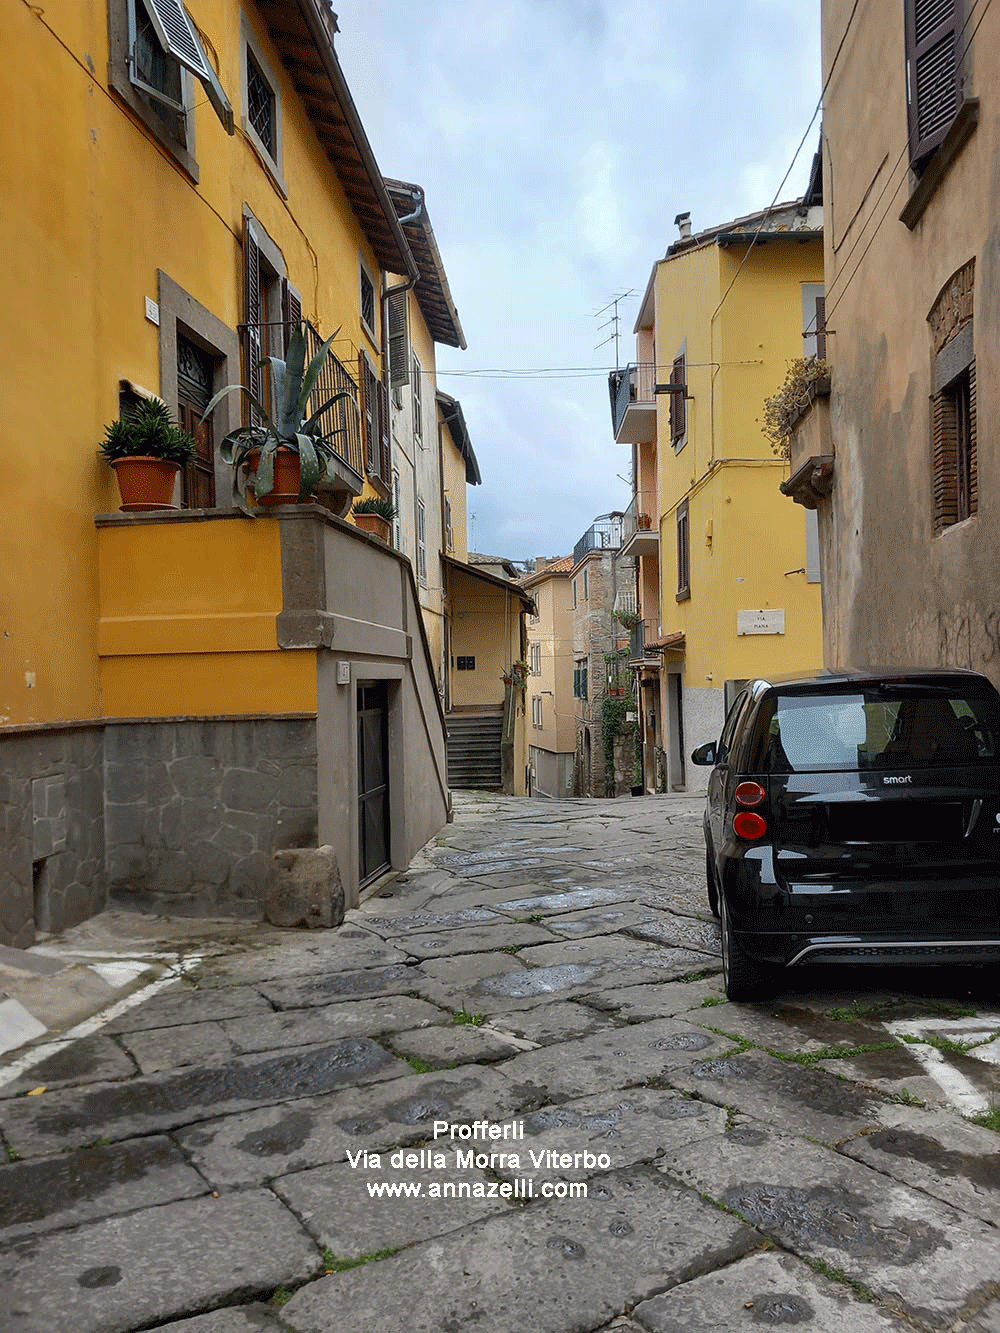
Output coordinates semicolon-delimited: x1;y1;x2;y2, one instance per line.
761;357;831;458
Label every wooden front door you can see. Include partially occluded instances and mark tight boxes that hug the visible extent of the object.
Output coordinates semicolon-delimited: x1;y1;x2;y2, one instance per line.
358;683;390;884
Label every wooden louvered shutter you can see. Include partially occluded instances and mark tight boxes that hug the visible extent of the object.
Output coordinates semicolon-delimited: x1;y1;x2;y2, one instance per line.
244;220;263;424
377;379;391;483
387;290;409;393
967;359;978;515
283;282;302;354
358;353;376;475
670;355;686;443
931;388;957;531
906;0;964;167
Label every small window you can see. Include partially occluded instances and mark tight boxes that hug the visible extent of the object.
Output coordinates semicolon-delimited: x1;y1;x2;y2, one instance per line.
802;284;827;359
582;568;589;601
676;500;690;600
529;643;541;675
572;579;578;609
417;498;427;585
444;498;453;552
573;659;589;701
933;363;977;530
532;696;543;728
393;470;402;548
412;353;423;442
241;19;283;188
456;656;476;671
360;263;376;341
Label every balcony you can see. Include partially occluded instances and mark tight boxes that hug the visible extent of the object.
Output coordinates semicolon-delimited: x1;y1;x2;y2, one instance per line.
573;514;623;566
609;363;656;444
620;491;659;558
239;319;365;508
779;379;833;510
628;619;660;665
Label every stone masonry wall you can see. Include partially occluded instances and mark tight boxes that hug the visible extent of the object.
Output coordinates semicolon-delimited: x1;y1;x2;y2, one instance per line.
105;718;318;919
0;725;107;948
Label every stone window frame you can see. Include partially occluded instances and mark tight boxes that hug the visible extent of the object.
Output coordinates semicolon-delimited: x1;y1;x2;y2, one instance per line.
157;271;241;509
929;259;977;533
107;0;199;181
240;12;287;197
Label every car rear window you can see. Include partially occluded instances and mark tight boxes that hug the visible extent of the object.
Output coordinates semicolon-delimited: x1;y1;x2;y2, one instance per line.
751;683;1000;773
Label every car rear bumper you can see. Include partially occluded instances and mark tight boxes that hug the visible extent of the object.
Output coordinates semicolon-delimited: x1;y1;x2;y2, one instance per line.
734;931;1000;968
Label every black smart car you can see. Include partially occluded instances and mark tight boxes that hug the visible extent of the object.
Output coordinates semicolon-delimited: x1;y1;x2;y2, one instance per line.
691;668;1000;1000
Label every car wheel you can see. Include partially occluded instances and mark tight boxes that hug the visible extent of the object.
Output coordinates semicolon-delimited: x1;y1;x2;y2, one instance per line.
705;849;719;919
720;895;773;1002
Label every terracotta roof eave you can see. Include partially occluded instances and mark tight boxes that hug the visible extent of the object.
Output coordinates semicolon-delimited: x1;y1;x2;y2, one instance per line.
385;178;466;348
444;555;535;608
264;2;418;280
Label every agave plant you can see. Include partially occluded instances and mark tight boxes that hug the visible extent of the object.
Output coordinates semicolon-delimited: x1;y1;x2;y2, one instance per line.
99;399;196;465
201;327;353;515
352;495;398;520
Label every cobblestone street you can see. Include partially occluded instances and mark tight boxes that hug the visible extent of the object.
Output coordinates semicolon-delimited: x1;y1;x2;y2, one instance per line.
2;792;999;1332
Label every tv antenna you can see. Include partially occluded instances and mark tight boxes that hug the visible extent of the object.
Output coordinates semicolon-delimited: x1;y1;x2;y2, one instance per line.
594;290;635;369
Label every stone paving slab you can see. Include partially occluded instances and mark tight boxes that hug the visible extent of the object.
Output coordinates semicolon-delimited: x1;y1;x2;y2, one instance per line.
257;963;428;1010
387;921;556;959
540;906;656;938
387;1022;519;1065
583;977;724;1020
498;1019;737;1102
693;1001;894;1055
0;1039;410;1159
632;1250;911;1331
280;1166;759;1333
839;1103;1000;1224
813;1049;955;1108
0;1190;319;1333
487;1001;620;1044
355;907;507;936
193;931;407;987
0;1034;137;1097
490;1087;727;1186
118;1021;236;1074
102;983;273;1033
515;935;711;973
419;950;527;988
660;1125;1000;1328
623;911;721;956
491;887;638;916
663;1049;885;1145
0;1135;206;1242
147;1308;280;1331
273;1146;509;1259
175;1065;519;1187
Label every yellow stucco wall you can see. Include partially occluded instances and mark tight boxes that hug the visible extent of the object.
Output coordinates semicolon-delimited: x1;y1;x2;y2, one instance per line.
654;237;825;685
441;426;470;563
448;570;521;710
2;0;384;725
96;518;317;717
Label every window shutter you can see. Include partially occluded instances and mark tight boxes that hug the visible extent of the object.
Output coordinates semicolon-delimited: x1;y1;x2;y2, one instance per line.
968;359;978;513
358;353;377;475
377;378;391;483
243;219;263;423
282;282;302;355
387;290;410;391
670;355;686;443
139;0;212;79
931;388;957;532
906;0;963;166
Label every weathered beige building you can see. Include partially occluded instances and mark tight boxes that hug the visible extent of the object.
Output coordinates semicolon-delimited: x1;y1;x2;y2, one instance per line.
788;1;1000;678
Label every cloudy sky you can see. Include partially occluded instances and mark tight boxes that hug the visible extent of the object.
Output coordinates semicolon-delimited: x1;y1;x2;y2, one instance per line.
333;1;821;562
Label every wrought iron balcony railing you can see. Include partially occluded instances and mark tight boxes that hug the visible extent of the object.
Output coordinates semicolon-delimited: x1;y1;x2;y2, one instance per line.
238;320;365;487
608;362;656;438
621;491;658;544
573;514;623;566
630;618;654;661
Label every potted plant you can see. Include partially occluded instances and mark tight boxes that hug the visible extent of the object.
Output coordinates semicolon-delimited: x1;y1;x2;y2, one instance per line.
636;513;653;530
99;399;196;511
352;495;397;543
201;327;353;514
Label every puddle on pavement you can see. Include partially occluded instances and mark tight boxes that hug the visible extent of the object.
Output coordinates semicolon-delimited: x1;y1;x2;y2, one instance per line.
692;1053;879;1121
262;963;425;1006
0;1136;189;1229
26;1039;398;1140
860;1127;1000;1191
496;889;633;914
749;1293;814;1324
476;964;601;998
364;909;502;933
236;1109;316;1158
722;1181;944;1264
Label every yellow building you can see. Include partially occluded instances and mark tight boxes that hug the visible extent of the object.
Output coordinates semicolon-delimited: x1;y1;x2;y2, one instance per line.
521;556;575;797
0;0;460;943
611;203;825;791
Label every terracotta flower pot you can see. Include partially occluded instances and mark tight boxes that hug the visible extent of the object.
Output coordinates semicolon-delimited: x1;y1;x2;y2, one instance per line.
110;457;181;512
249;447;303;507
636;513;653;530
353;512;392;542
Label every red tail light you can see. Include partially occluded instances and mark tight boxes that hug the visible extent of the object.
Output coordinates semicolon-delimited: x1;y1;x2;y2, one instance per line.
733;811;767;840
735;781;766;807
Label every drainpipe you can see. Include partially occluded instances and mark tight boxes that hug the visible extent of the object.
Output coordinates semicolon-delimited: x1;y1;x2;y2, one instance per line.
381;185;424;314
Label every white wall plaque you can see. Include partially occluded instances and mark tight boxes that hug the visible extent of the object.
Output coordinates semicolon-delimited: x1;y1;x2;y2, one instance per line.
737;609;785;636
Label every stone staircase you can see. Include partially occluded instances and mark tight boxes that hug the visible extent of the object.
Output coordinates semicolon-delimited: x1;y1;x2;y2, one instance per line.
446;712;503;790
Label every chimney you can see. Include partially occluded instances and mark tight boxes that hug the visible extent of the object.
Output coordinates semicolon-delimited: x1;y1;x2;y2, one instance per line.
674;211;692;241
